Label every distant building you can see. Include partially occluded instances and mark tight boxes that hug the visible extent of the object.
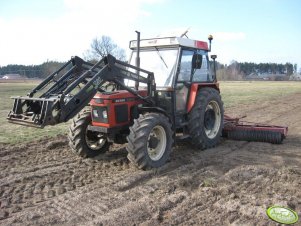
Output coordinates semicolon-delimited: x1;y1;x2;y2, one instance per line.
290;73;301;80
1;74;27;80
245;73;264;80
245;72;289;81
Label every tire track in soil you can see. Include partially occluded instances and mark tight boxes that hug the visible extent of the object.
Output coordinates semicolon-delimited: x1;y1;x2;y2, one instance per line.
1;166;142;225
0;138;217;225
0;137;134;224
78;145;251;225
1;136;251;225
45;157;196;225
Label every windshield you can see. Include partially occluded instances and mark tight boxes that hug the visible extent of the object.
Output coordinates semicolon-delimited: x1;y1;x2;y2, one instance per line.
127;48;178;87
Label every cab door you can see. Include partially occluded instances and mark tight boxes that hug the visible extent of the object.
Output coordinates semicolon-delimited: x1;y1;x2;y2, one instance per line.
175;48;212;113
175;49;194;112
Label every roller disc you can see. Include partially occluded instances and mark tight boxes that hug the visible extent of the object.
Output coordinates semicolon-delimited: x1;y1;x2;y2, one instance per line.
225;129;283;144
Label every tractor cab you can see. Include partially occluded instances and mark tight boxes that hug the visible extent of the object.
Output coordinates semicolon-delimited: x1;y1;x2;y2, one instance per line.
128;36;218;128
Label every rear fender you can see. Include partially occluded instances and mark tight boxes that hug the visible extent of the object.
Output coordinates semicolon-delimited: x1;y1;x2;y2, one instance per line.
187;83;220;113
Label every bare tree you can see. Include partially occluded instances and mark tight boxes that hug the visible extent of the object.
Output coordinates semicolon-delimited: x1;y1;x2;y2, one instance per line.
85;36;126;61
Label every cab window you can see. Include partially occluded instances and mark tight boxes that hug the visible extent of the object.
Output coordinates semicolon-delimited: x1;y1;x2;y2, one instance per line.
192;54;212;82
178;50;193;82
177;49;213;83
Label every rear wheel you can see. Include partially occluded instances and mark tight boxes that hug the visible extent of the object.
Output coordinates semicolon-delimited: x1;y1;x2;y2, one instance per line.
188;87;224;149
126;112;173;170
68;111;110;157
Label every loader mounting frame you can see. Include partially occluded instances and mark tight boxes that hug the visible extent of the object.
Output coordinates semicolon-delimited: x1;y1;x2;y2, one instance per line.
7;55;155;128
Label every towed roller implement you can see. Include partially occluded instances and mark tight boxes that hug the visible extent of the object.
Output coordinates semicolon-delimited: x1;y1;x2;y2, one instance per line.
223;115;288;144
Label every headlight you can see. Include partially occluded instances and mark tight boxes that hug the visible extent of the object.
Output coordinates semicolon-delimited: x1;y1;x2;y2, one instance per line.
91;107;108;123
92;109;99;118
102;110;107;119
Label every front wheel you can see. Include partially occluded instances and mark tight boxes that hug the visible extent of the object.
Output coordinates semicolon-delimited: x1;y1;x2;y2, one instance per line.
126;113;173;170
68;111;110;158
188;87;224;150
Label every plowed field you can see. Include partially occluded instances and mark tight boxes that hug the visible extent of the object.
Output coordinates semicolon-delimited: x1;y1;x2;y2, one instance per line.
0;92;300;225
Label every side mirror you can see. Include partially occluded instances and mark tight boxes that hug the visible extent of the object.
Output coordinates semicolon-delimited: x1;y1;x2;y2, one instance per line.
192;54;202;69
210;55;217;60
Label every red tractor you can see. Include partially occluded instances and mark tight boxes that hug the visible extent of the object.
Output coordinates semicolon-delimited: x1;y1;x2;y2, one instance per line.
7;32;287;169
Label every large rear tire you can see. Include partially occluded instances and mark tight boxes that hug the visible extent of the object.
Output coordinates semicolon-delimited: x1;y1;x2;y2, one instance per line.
126;113;173;170
188;87;224;149
68;111;110;158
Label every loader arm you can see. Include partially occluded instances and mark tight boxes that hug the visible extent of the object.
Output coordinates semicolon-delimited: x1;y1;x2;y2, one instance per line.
7;54;155;128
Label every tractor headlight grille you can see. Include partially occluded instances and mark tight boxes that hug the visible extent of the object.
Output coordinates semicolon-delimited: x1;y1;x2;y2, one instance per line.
92;106;108;123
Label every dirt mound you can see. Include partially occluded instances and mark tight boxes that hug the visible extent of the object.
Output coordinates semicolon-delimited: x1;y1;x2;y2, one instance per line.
1;93;301;225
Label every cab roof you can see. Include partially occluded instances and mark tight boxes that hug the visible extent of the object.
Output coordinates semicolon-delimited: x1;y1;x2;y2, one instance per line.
129;36;209;51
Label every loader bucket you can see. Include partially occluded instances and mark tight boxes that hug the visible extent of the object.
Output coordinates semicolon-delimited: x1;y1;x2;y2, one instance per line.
7;96;59;128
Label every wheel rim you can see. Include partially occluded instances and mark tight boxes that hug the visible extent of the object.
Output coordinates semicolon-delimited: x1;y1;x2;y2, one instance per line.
85;130;107;151
204;100;221;139
147;125;167;161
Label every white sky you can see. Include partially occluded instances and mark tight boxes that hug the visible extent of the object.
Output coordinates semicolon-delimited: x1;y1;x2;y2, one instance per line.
0;0;300;70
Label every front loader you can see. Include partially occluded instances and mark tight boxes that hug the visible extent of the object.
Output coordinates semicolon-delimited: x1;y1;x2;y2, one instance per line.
7;33;288;170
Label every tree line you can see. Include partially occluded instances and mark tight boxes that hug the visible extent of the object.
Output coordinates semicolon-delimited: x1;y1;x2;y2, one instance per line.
215;61;296;80
0;35;297;80
236;62;295;76
0;61;64;79
1;60;296;80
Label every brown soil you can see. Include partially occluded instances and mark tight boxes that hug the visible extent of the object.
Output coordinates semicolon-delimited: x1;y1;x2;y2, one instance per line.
1;93;301;226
